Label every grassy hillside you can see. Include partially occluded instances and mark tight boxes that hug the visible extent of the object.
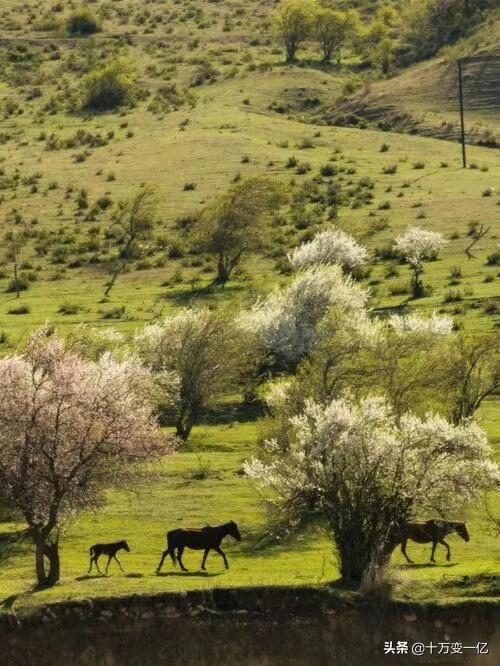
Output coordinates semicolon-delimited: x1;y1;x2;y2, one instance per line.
0;0;499;615
332;12;500;145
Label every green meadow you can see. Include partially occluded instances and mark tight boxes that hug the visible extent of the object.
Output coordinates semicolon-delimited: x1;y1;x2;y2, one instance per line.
0;0;499;614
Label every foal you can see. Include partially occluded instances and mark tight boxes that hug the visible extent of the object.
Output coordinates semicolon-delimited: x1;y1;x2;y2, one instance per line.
400;520;469;564
88;540;130;574
156;521;241;573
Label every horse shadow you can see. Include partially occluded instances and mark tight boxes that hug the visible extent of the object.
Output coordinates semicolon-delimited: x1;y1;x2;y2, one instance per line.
155;571;221;578
398;563;458;570
75;572;146;581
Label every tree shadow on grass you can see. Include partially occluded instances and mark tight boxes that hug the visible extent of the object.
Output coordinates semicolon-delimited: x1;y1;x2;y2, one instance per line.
0;528;30;564
1;593;22;610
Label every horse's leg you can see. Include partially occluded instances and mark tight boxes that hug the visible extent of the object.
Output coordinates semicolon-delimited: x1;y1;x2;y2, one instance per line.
88;556;94;574
177;546;188;572
201;548;210;571
215;546;229;569
156;549;169;573
430;540;437;563
95;555;103;575
439;539;451;562
400;539;413;564
105;555;113;574
114;554;125;572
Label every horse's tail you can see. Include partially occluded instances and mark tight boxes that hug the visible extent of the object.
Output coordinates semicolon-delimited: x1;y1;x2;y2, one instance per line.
89;546;95;558
166;533;177;566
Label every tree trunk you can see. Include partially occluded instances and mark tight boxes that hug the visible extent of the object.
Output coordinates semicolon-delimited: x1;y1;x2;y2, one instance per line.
286;40;298;63
216;254;230;285
105;262;124;296
411;266;424;299
44;542;60;586
34;531;60;587
176;408;196;441
14;261;20;298
35;539;46;585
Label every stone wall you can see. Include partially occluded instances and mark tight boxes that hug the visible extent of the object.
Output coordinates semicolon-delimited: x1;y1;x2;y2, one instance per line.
0;588;499;665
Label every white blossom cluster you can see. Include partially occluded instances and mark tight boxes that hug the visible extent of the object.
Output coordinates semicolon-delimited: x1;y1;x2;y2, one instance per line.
288;228;368;272
394;226;446;267
245;395;500;519
389;312;454;336
238;265;368;366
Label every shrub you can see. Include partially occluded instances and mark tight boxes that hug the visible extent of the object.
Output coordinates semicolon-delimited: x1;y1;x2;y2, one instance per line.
382;164;397;174
58;302;81;315
81;63;133;111
6;276;29;293
67;10;101;36
8;304;30;315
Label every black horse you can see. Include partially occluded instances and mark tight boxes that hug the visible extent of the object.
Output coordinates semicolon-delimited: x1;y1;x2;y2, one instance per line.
88;540;130;574
156;521;241;573
400;520;470;563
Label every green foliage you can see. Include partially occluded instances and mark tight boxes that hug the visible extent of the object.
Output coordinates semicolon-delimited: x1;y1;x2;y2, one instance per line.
67;10;101;36
81;63;133;111
273;0;317;63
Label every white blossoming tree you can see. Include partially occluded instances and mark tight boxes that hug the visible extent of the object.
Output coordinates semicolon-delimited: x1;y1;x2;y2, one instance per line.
246;396;499;583
394;226;446;298
0;329;173;587
135;307;250;440
238;265;368;369
288;228;368;273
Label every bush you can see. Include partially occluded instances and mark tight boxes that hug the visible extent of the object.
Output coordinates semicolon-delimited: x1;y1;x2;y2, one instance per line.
81;63;133;111
6;276;29;293
67;10;101;36
8;304;30;315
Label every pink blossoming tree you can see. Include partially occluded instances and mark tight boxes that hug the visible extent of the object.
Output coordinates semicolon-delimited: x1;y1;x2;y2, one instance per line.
0;329;174;587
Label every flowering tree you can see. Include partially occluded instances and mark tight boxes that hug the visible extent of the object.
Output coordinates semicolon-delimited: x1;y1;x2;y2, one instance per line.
288;228;368;273
0;329;173;587
135;308;250;440
246;396;499;582
394;226;446;298
66;323;125;360
238;265;368;369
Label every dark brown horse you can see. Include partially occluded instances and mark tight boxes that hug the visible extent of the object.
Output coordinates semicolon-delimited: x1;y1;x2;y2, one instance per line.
400;520;469;564
156;521;241;573
88;540;130;574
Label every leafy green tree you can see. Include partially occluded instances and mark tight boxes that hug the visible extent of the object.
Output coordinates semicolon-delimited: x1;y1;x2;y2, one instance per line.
190;176;286;285
273;0;317;63
135;308;253;440
444;329;500;425
3;230;27;298
314;7;357;63
105;186;156;296
67;10;101;36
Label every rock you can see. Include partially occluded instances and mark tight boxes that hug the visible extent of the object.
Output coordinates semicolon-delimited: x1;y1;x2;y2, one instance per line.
403;612;417;623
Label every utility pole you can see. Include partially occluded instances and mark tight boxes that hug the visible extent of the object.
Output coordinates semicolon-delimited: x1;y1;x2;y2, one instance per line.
458;59;467;168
